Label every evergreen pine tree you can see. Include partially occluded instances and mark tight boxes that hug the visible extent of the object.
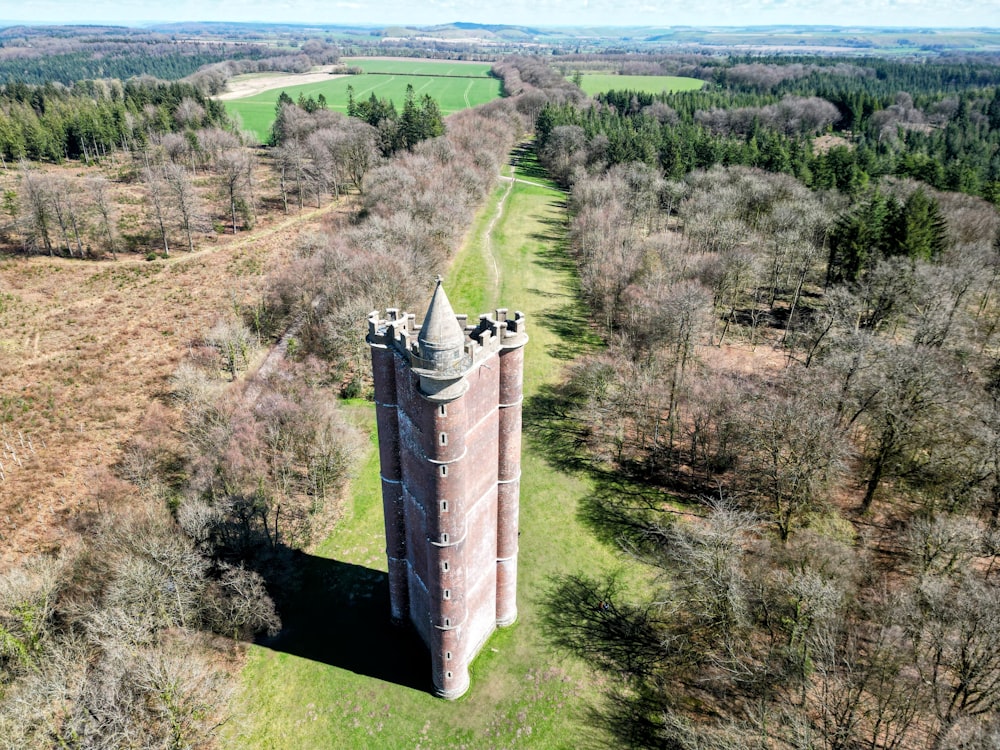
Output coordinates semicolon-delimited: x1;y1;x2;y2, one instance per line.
989;88;1000;131
400;84;419;150
346;85;356;118
897;188;948;261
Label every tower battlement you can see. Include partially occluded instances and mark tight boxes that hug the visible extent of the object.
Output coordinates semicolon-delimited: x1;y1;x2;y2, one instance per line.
367;306;527;378
367;280;527;699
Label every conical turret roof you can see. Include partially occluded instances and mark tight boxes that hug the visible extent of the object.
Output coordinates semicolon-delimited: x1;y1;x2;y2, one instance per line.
417;277;466;366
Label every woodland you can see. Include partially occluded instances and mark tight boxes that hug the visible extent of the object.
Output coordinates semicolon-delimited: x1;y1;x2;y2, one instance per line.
1;23;1000;750
524;53;1000;749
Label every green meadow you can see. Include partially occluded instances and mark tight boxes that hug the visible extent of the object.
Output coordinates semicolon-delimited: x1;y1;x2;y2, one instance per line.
224;59;501;142
576;73;705;96
223;148;646;748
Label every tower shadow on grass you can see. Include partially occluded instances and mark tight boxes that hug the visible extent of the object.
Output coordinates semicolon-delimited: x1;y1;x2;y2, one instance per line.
259;551;433;694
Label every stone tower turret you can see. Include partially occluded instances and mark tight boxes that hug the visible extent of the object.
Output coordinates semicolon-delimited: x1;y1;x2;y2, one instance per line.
367;279;527;699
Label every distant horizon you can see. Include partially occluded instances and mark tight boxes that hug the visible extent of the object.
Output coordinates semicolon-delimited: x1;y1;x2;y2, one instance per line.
0;0;997;32
3;20;1000;31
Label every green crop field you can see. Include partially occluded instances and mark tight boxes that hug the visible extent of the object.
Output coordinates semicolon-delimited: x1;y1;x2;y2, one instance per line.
342;57;494;77
225;65;501;143
576;73;705;96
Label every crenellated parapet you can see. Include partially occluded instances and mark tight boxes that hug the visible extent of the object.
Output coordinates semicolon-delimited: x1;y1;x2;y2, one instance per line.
367;308;527;382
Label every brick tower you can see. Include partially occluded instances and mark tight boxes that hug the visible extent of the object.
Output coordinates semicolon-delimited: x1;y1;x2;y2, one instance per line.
367;278;527;699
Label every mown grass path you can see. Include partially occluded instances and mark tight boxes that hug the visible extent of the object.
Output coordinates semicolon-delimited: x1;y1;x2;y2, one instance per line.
225;150;629;749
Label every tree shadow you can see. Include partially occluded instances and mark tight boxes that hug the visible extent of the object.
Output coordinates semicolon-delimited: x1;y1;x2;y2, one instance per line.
578;471;681;549
510;143;553;183
535;302;599;361
523;382;593;476
257;550;432;694
525;380;706;554
526;239;601;363
530;223;575;275
538;572;665;749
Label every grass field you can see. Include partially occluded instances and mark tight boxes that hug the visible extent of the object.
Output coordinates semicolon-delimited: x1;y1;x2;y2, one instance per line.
223;150;643;748
576;73;705;96
225;61;501;142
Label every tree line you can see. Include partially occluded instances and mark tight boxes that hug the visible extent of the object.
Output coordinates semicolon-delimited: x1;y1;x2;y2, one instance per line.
264;96;526;393
0;78;229;163
2;59;449;259
0;26;339;87
0;47;266;87
554;160;1000;750
5;120;265;258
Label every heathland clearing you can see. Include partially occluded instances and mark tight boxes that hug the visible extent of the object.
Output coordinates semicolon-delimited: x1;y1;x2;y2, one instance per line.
576;73;705;95
0;165;349;567
225;151;640;748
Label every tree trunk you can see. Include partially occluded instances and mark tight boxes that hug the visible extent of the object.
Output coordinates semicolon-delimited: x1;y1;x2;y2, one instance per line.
861;443;889;513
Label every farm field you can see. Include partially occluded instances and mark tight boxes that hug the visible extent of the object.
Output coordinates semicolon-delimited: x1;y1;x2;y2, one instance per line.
224;59;501;142
343;57;494;77
576;73;705;95
224;152;644;748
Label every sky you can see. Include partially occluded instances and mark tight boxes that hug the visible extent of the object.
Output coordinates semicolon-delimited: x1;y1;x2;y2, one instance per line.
1;0;997;30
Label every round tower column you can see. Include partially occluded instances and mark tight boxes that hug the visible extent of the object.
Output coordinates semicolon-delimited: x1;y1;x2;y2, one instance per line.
369;316;409;625
496;322;526;627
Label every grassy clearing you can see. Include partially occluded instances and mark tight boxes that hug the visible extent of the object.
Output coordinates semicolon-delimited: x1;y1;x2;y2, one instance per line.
226;73;501;143
576;73;704;96
225;150;638;748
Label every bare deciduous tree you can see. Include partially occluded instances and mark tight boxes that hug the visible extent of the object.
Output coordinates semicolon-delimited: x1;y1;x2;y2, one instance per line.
216;147;253;234
162;162;202;253
142;161;172;256
903;575;1000;749
739;375;849;540
206;318;256;381
88;175;118;258
18;162;54;255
